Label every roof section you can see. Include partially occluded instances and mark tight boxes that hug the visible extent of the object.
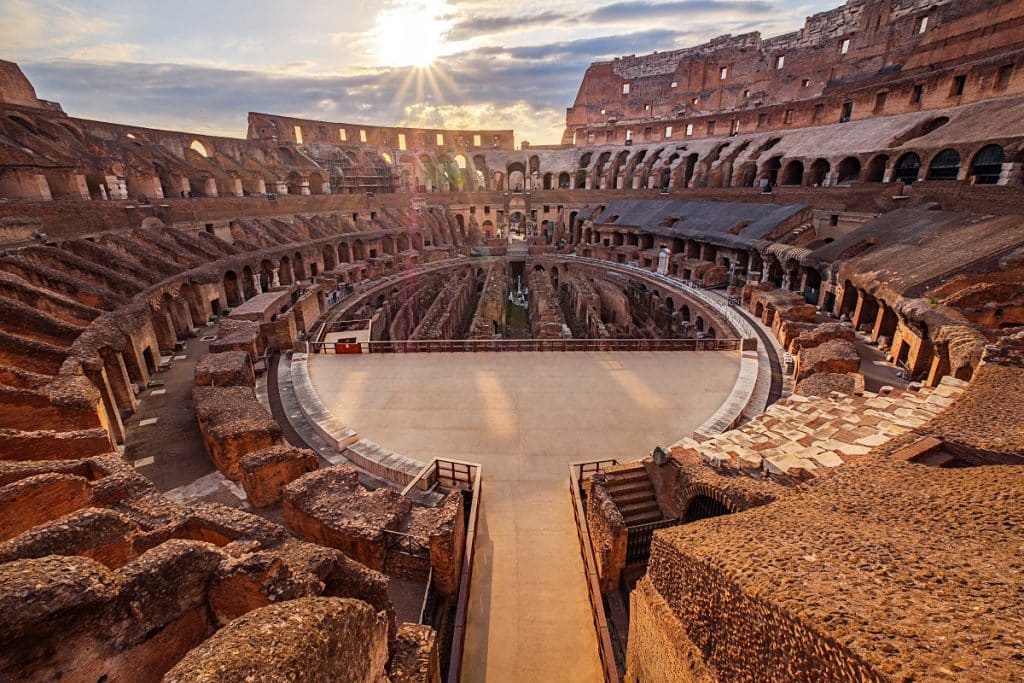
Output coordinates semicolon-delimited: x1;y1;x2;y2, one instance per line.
817;209;1024;299
591;199;809;249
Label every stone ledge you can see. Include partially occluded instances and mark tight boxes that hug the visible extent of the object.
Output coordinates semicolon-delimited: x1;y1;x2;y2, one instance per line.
289;353;427;489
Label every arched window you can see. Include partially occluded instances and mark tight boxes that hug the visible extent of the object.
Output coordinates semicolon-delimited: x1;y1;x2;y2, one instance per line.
893;153;922;183
190;140;209;158
926;149;961;180
969;145;1005;185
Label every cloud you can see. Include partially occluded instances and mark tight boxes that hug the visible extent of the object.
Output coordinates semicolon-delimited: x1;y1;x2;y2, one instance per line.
0;0;120;54
445;11;569;42
586;0;775;22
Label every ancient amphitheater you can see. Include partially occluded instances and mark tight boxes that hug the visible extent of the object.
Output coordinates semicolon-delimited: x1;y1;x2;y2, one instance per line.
1;0;1023;681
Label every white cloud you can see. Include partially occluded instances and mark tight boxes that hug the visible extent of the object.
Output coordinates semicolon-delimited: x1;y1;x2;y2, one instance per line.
0;0;120;55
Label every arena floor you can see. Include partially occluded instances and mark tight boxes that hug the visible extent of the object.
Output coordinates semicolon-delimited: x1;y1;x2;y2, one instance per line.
308;350;740;682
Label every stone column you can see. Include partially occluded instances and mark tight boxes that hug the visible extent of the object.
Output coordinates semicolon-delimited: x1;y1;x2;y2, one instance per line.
252;271;263;295
271;268;281;288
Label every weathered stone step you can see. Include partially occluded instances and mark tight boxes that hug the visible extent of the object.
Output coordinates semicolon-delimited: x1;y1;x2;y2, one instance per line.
607;480;654;496
613;490;656;506
620;500;660;517
624;509;663;526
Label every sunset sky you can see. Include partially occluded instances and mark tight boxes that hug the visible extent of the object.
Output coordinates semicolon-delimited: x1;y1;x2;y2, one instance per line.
3;0;837;145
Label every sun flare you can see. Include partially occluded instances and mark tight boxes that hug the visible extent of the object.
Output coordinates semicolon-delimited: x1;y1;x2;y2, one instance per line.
372;0;450;68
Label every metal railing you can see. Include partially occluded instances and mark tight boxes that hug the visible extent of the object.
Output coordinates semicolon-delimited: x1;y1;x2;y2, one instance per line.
308;337;741;354
382;528;431;558
569;460;622;683
390;458;483;683
625;518;680;565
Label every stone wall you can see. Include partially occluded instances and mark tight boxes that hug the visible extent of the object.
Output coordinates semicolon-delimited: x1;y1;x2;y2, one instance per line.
164;597;390;683
238;445;319;508
467;264;509;339
192;386;282;481
528;268;570;338
585;474;627;594
0;454;399;682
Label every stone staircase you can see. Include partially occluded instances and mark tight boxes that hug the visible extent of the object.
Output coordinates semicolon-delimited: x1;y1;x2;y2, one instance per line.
603;463;662;526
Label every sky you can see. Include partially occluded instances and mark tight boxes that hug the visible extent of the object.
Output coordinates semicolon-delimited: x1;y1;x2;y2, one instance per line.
2;0;838;145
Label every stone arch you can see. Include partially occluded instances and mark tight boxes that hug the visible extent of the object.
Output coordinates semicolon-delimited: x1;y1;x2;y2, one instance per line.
968;144;1004;185
683;490;732;522
893;152;922;183
338;242;352;263
836;157;861;184
418;155;438;191
926;148;962;180
322;244;337;271
223;270;242;307
543;173;554;190
507;162;526;192
609;150;630;188
260;259;274;290
307;171;326;195
593;152;611;187
737;162;757;188
807;158;830;187
189;140;210;158
241;265;257;299
286;171;306;195
279;255;294;285
781;160;804;186
353;239;366;260
680;153;699;188
293;252;307;280
866;155;888;182
761;156;782;185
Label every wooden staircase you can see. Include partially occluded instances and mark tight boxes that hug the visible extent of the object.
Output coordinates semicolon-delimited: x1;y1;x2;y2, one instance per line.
604;464;662;526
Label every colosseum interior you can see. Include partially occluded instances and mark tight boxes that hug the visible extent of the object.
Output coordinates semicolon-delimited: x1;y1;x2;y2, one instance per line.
1;0;1023;681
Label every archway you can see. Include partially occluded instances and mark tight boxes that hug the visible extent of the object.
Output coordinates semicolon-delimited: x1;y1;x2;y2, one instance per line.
293;252;307;280
781;160;804;186
279;255;293;285
558;172;571;189
893;153;922;183
338;242;352;263
836;157;861;184
926;149;961;180
807;159;830;187
866;155;888;182
322;244;337;271
681;153;698;188
241;265;257;299
969;145;1004;185
684;494;730;522
507;162;526;192
223;270;242;307
761;157;782;187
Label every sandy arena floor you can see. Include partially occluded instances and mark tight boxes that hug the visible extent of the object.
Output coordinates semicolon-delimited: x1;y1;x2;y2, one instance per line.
308;350;740;682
